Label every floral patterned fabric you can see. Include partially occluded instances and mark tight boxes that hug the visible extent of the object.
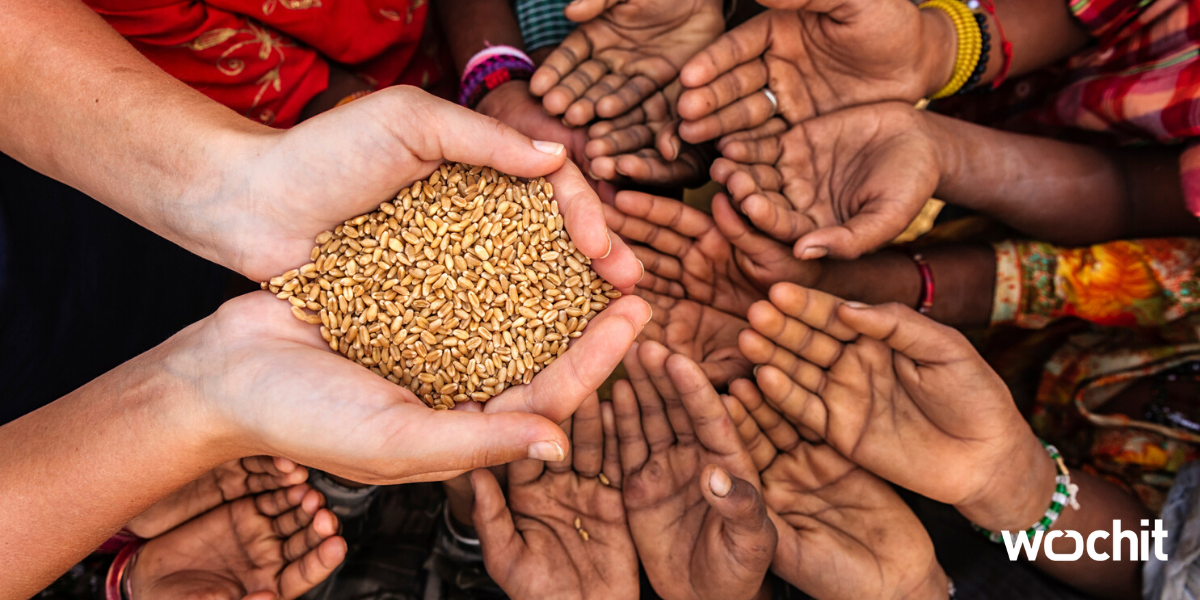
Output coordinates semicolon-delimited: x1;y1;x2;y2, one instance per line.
86;0;447;127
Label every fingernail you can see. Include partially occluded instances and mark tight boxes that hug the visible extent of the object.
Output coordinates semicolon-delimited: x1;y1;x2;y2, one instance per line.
645;306;653;326
533;140;565;156
843;301;868;309
600;230;613;259
800;247;828;260
671;138;681;159
709;466;732;497
753;365;760;377
528;441;565;462
588;167;601;180
636;259;645;283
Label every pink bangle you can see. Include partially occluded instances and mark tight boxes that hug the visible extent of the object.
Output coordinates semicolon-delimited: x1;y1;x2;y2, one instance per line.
905;250;935;315
105;538;145;600
462;45;532;82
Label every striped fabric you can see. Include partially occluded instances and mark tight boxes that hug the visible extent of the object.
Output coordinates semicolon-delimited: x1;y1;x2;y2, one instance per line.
937;0;1200;215
516;0;576;52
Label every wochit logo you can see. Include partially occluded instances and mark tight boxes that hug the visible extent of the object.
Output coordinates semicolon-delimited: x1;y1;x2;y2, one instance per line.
1001;520;1168;562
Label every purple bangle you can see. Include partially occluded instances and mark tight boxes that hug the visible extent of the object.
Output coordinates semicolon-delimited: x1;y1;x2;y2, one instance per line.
459;54;535;108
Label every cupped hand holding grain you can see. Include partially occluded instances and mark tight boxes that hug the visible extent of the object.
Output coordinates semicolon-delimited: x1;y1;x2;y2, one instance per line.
471;394;639;600
220;86;642;291
163;292;580;485
613;343;776;600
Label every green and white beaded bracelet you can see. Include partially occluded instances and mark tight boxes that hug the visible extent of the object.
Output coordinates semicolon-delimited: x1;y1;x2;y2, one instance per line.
974;440;1081;544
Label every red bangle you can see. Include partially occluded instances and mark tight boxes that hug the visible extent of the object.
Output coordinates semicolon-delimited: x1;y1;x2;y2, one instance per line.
973;0;1012;88
905;250;935;315
105;538;145;600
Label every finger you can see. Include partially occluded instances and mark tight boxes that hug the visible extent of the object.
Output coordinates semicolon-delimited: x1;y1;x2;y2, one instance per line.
639;341;696;443
255;484;309;518
632;245;684;282
483;295;648;422
613;151;704;186
743;298;846;369
623;342;676;451
509;453;547;485
700;464;777;571
754;363;830;436
722;393;776;472
717;117;789;148
738;329;828;391
768;283;860;342
548;59;611;124
364;88;567;179
836;301;976;365
713;160;782;193
668;354;745;458
635;269;686;298
547;163;644;291
699;356;755;388
679;91;776;145
282;507;339;563
711;193;794;270
655;119;683;161
600;401;623;488
740;192;815;245
793;201;921;261
614;191;714;239
470;469;526;578
588;105;648;139
719;135;782;165
603;201;694;257
272;489;323;538
246;466;309;495
598;74;662;119
677;60;768;121
572;392;605;477
730;378;800;452
277;536;347;600
568;73;629;125
532;31;594;99
612;379;650;474
679;15;770;90
563;0;623;22
586;124;655;158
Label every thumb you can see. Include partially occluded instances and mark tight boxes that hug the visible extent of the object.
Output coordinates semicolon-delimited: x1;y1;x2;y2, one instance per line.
701;464;777;567
836;302;975;365
564;0;622;21
368;87;568;179
793;194;925;261
470;469;523;565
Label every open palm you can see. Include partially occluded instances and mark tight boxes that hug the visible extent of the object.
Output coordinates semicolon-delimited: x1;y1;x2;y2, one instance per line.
472;394;638;600
614;343;775;600
738;283;1037;509
712;102;941;260
677;1;948;143
636;288;750;387
531;0;724;125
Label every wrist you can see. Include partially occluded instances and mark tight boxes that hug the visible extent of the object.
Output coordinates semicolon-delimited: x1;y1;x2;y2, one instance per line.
476;79;529;119
955;431;1058;533
920;111;962;203
904;563;951;600
917;5;958;98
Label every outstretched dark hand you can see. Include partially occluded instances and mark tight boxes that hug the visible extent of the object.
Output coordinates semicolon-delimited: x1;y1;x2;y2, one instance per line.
605;191;816;317
472;393;638;600
677;0;952;143
738;283;1053;530
126;485;345;600
726;382;951;600
615;342;776;600
711;102;941;260
126;456;308;539
584;81;707;186
530;0;724;125
636;287;751;386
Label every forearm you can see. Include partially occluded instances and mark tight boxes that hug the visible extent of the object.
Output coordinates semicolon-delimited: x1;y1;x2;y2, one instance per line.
930;112;1200;244
818;244;996;328
987;0;1090;81
438;0;526;75
0;0;270;272
0;346;235;598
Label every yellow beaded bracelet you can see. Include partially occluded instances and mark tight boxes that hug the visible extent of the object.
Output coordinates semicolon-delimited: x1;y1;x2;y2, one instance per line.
920;0;983;100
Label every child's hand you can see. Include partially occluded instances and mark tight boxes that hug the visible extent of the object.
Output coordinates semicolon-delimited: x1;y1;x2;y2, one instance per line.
677;2;950;143
728;385;951;600
125;456;308;538
585;81;707;187
738;283;1049;528
471;393;639;600
615;343;776;600
606;191;817;317
711;102;942;260
636;288;752;386
126;485;345;600
530;0;724;125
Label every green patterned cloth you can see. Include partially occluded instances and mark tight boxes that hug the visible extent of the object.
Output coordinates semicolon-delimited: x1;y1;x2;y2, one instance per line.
516;0;575;52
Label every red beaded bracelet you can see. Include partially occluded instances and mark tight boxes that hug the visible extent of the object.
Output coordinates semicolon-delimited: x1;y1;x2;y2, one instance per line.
904;250;936;315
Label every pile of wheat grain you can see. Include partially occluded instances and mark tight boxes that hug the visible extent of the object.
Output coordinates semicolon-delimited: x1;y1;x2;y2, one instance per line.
264;163;618;408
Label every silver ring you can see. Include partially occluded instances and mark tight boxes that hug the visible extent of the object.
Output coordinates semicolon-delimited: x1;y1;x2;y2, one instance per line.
763;88;778;118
